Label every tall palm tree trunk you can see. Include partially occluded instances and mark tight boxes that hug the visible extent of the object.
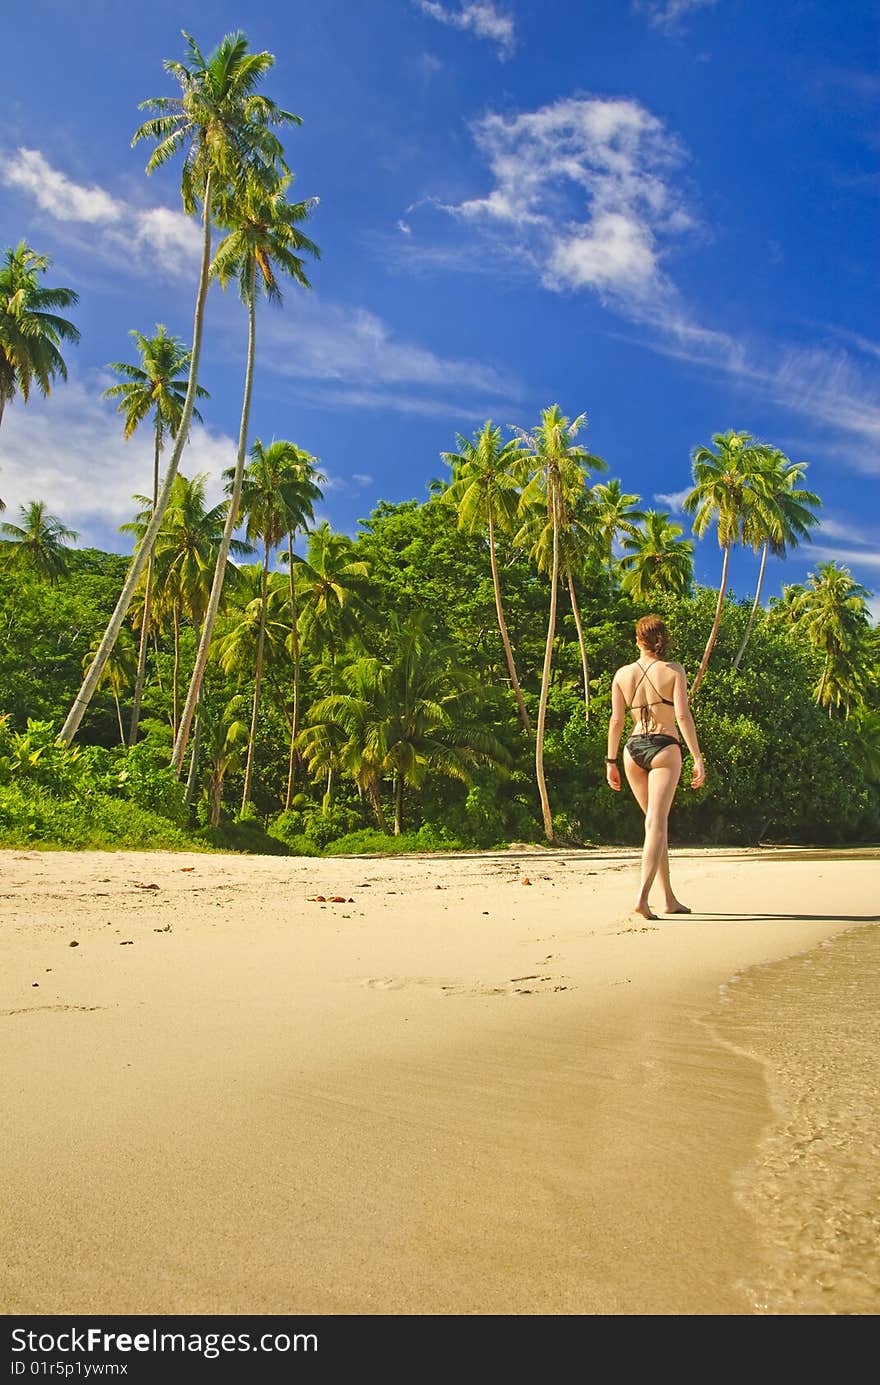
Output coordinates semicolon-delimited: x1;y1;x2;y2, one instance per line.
210;771;223;828
536;475;560;842
128;422;162;745
241;542;269;811
172;607;181;738
488;510;530;735
817;651;830;705
732;541;769;670
691;542;731;696
173;260;257;774
185;709;202;807
60;172;214;745
565;563;590;726
369;781;389;833
393;775;404;836
284;531;302;809
113;693;124;745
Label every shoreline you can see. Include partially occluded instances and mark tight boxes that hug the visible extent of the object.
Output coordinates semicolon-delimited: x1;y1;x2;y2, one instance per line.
2;847;877;1315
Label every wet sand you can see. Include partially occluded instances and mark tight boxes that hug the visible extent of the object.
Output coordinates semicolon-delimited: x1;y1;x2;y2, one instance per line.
0;845;877;1315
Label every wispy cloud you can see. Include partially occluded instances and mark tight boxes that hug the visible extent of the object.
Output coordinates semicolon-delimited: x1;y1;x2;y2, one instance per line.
815;515;877;546
256;297;519;407
633;1;717;33
415;2;516;60
2;148;124;223
810;544;880;574
0;375;233;548
1;146;201;278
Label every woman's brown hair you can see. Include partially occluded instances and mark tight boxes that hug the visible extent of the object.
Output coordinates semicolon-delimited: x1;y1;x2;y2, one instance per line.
635;614;670;658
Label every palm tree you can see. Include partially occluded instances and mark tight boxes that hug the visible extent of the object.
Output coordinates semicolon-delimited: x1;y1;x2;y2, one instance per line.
226;439;321;810
516;456;606;728
513;405;598;841
124;474;248;736
172;169;319;774
197;693;250;826
683;429;767;695
60;30;296;745
293;522;372;662
83;629;138;744
592;479;644;572
440;421;531;733
230;438;324;809
290;522;372;809
731;448;821;669
215;567;292;805
1;500;78;583
619;510;694;602
301;613;507;835
103;325;208;744
777;562;872;712
0;242;79;429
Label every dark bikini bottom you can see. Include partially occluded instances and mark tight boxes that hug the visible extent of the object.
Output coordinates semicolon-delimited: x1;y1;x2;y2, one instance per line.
625;733;681;771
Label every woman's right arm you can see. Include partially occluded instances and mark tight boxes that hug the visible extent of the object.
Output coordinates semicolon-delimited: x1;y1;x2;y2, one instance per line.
673;667;705;788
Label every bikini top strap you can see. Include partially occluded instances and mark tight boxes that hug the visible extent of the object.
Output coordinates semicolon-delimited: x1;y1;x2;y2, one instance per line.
625;663;650;710
642;662;675;706
629;661;675;710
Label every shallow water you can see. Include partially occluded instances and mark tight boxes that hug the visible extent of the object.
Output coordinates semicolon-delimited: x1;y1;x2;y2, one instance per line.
705;924;880;1315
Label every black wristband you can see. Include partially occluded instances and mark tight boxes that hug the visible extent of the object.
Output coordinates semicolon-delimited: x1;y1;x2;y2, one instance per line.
605;756;618;764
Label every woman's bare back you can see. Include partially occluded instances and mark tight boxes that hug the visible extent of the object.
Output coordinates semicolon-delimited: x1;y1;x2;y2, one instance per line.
615;658;683;737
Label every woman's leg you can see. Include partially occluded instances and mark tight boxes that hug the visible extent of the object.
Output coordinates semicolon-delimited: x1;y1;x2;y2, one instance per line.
633;746;681;917
623;750;654;916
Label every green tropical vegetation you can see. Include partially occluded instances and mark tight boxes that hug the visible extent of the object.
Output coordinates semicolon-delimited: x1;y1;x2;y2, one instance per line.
1;29;877;856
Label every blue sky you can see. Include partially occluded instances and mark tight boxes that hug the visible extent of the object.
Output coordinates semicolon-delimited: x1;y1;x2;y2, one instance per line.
1;0;878;614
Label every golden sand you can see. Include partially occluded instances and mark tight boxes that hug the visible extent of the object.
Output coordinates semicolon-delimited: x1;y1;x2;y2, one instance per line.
1;845;877;1315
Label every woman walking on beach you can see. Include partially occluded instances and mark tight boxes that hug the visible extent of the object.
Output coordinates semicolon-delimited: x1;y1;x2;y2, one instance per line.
606;615;705;919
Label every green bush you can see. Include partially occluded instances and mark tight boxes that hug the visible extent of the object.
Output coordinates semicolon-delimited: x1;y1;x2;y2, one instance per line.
301;804;364;848
196;816;290;855
0;782;197;851
323;824;465;855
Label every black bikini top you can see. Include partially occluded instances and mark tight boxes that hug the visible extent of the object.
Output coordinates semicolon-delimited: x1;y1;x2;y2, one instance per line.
627;662;674;728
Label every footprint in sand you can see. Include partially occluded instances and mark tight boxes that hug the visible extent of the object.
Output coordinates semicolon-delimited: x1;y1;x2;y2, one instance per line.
359;975;465;995
354;972;572;998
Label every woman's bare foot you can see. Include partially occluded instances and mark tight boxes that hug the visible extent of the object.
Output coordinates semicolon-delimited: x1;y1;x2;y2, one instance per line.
633;901;658;920
663;899;691;914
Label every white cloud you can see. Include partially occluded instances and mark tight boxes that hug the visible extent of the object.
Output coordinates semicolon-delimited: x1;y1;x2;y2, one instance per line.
634;1;717;33
416;2;516;59
654;486;691;511
407;93;878;471
440;96;692;306
351;473;374;486
0;374;234;548
549;213;657;294
2;148;124;223
397;219;412;234
1;146;198;279
133;207;203;268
